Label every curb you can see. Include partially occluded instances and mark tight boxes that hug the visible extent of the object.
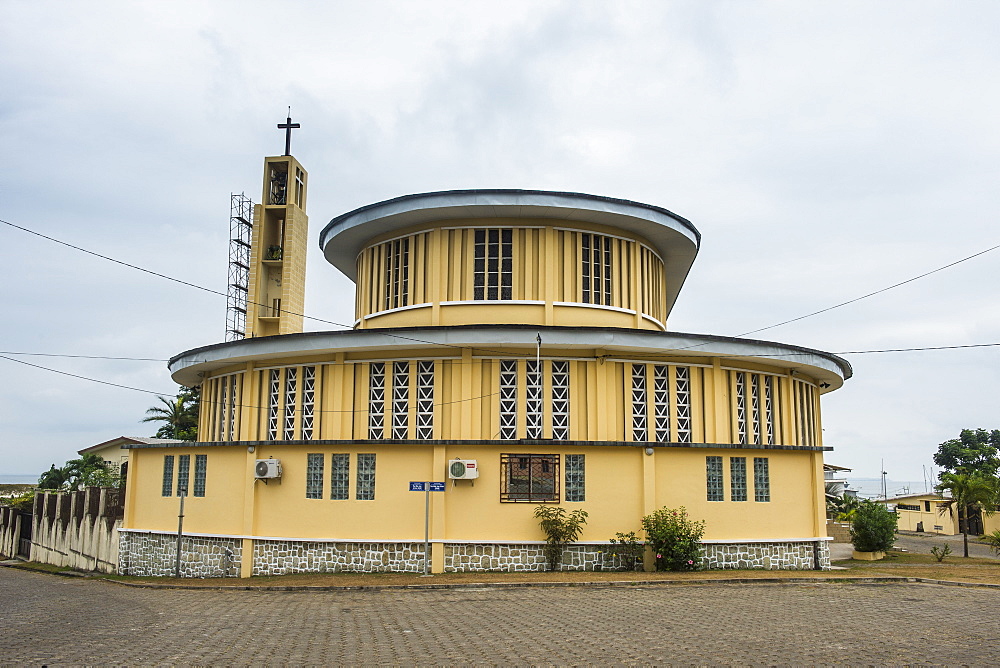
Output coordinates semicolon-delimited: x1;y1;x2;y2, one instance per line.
6;561;1000;592
98;575;920;592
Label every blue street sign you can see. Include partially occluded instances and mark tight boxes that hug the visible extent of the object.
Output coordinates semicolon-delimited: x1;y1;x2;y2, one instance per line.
410;481;446;492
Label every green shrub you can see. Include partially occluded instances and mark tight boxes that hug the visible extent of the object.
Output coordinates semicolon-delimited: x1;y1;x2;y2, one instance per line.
983;530;1000;558
606;531;644;571
850;500;897;552
641;506;705;571
930;544;952;562
533;506;588;571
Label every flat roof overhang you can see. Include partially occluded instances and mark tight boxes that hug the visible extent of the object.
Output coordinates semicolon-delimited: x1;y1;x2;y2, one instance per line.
169;324;851;391
319;189;701;317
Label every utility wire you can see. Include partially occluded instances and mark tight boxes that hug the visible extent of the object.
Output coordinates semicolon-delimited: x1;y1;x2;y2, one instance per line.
0;217;536;359
0;351;168;362
733;243;1000;338
5;216;997;354
0;355;168;396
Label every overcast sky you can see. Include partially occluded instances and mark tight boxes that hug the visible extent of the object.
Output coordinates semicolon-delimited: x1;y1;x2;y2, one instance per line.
2;1;997;488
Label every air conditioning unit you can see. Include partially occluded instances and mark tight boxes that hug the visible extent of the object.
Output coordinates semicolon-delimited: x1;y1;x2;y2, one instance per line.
448;459;479;480
255;459;282;479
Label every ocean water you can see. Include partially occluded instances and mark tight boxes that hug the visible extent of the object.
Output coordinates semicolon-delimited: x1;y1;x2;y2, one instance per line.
0;475;37;484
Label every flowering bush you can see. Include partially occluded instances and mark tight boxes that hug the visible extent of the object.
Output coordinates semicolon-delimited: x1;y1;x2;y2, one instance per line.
641;506;705;571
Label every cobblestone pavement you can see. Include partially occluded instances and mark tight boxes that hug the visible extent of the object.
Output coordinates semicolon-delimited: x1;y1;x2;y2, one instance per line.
2;568;1000;665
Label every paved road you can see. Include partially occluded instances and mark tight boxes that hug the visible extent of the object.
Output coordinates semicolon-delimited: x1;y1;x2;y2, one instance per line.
894;531;1000;560
2;568;999;665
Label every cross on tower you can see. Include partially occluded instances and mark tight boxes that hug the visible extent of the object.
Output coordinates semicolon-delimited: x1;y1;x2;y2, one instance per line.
277;109;300;156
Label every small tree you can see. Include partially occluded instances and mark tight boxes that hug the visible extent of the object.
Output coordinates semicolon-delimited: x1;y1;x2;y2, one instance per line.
936;472;998;557
641;506;705;571
827;493;862;521
533;506;588;571
850;500;897;553
606;531;644;571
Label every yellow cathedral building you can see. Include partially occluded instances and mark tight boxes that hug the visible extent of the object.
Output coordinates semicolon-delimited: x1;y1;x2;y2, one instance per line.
119;145;852;577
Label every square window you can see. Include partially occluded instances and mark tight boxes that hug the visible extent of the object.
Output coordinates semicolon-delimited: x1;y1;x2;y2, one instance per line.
501;453;559;502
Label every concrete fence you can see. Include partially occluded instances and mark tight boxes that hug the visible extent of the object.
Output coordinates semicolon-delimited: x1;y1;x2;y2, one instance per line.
29;488;123;573
0;505;24;558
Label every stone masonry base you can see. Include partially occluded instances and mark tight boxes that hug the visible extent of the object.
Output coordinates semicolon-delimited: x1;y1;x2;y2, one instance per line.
117;533;830;575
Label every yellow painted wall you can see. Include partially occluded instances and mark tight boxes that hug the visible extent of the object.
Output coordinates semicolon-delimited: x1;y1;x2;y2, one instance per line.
124;446;246;535
127;444;824;544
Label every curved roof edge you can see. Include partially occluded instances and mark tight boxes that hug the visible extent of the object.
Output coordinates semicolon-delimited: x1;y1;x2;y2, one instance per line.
169;324;851;391
319;190;701;315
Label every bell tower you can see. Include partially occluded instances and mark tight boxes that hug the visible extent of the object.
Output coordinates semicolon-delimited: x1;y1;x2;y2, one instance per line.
245;114;308;337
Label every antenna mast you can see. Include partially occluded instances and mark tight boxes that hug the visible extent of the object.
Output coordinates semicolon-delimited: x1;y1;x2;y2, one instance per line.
226;193;254;341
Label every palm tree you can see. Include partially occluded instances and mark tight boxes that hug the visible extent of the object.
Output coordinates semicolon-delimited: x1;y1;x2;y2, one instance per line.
63;453;111;491
142;388;198;440
936;472;999;557
37;464;69;490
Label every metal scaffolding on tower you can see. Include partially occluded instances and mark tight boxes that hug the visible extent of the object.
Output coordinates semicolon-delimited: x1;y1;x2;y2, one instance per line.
226;193;253;341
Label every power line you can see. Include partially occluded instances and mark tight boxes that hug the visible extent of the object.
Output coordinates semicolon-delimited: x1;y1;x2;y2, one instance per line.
6;216;996;350
0;354;169;396
0;351;168;362
734;243;1000;338
834;342;1000;354
0;217;540;359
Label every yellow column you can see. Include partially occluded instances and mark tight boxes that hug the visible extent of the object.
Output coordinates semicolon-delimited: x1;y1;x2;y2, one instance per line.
543;227;555;325
711;359;729;443
460;349;473;439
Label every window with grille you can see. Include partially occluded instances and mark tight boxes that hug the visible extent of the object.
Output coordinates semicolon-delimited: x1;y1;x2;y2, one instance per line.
565;454;585;502
368;363;385;440
631;364;648;442
653;365;670;442
283;367;297;441
499;360;518;439
301;366;315;440
551;361;570;440
754;457;770;502
501;454;559;502
330;454;350;500
581;233;612;305
525;360;543;439
383;237;410;310
306;453;324;499
795;381;816;446
217;375;228;441
267;368;280;440
227;375;239;441
416;361;434;440
392;361;409;439
735;372;747;445
764;375;775;445
357;454;376;500
750;375;761;445
162;455;174;497
675;367;692;443
706;456;723;501
897;503;920;511
193;454;207;497
177;455;190;496
473;229;512;300
730;457;747;502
